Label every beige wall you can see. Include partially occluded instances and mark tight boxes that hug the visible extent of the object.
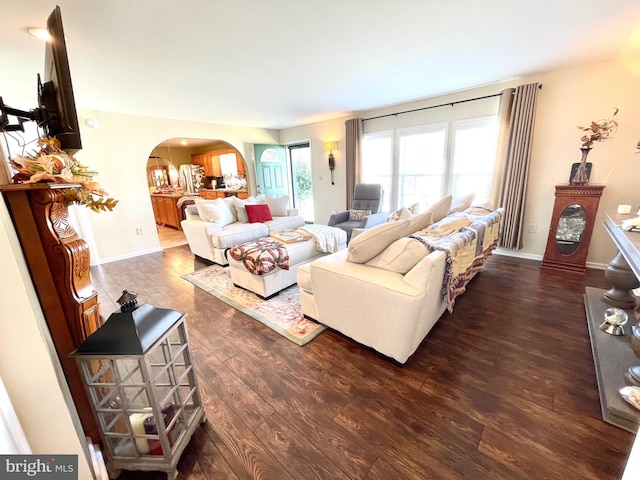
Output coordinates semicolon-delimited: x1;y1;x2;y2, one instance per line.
74;110;279;263
280;57;640;268
279;116;356;225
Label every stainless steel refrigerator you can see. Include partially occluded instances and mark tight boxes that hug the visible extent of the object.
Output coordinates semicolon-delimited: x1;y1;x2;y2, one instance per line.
178;164;205;194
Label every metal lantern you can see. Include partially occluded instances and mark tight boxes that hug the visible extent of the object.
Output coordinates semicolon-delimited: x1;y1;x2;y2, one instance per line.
72;291;205;480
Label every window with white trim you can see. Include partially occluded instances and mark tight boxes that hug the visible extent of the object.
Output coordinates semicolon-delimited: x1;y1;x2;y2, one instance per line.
362;115;498;212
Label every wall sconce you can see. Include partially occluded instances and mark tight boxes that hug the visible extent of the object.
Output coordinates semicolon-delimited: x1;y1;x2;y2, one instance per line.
324;141;338;185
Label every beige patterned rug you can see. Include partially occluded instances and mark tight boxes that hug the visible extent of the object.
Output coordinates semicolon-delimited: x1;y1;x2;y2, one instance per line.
182;264;326;346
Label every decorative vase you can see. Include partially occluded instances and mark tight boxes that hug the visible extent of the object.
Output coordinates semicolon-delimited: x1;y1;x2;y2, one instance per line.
571;147;592;185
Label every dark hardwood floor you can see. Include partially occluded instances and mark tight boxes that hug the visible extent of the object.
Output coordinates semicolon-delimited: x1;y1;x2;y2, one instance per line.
89;246;635;480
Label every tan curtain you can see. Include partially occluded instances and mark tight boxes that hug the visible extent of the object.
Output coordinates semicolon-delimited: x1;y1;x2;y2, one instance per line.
345;118;363;208
497;82;541;250
490;88;514;209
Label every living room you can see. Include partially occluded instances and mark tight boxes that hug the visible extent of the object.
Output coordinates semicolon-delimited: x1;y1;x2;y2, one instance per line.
1;2;640;479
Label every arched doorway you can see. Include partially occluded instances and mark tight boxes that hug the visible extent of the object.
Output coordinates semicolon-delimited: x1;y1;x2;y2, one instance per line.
146;137;249;249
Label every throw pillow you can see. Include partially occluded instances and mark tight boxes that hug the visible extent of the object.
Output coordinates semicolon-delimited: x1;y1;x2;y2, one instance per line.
407;202;419;215
349;209;372;221
221;196;238;222
405;211;434;235
194;198;234;227
347;218;410;264
425;195;453;223
245;204;273;223
366;237;430;274
266;195;289;216
386;207;413;222
232;196;256;223
449;193;475;214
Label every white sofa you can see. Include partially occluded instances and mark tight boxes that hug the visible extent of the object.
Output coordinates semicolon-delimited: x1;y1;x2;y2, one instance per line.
298;203;503;364
181;195;305;265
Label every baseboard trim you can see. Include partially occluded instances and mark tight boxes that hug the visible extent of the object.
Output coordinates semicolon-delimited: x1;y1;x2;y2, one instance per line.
95;247;163;265
493;248;606;271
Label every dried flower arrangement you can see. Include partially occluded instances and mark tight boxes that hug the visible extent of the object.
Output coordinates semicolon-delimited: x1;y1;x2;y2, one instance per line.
9;136;118;212
577;108;619;148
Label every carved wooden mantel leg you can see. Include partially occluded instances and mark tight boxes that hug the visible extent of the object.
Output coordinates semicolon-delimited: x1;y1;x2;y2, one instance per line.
1;183;101;441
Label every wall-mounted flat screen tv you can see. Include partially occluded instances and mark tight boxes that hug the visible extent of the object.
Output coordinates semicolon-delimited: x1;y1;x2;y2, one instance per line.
0;6;82;153
39;5;82;153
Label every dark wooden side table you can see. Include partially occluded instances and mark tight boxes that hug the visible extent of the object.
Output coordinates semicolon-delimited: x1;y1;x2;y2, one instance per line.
542;184;605;273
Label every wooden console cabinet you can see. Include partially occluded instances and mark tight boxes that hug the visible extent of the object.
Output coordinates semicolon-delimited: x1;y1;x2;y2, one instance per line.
541;184;605;273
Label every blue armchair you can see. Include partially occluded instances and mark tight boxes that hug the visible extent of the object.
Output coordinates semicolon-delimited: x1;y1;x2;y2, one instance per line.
328;183;387;241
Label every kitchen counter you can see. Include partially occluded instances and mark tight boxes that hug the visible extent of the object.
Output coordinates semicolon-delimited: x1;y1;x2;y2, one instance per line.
151;192;199;198
199;188;248;194
198;188;249;199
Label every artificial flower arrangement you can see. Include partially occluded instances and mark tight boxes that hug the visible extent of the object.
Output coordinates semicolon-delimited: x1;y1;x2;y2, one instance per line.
9;136;118;212
577;108;619;148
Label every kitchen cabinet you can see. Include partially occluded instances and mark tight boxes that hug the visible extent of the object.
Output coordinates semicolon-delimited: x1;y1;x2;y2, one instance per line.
199;190;225;200
191;152;221;177
151;195;182;230
191;149;245;177
209;153;222;177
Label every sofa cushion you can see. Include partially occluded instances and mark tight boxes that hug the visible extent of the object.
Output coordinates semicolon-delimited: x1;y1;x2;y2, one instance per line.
349;209;371;221
194;198;234;226
365;237;430;274
233;196;256;223
246;204;273;223
266;195;289;216
405;211;434;235
449;193;475;214
263;215;305;231
347;218;410;264
425;195;453;222
209;222;269;249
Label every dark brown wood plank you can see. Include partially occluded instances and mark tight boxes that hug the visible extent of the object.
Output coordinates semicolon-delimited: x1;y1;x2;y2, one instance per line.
84;247;635;480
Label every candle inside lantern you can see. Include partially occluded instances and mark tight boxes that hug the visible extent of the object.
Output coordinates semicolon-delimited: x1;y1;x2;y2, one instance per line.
129;410;153;455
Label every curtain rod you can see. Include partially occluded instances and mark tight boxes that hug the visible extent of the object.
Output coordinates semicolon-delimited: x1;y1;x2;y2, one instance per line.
363;83;543;122
363;92;504;122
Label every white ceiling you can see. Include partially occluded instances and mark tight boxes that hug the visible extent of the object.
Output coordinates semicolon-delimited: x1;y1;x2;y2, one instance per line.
2;1;640;130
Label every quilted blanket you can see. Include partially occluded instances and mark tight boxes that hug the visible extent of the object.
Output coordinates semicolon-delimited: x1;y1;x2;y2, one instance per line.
228;238;289;275
410;209;502;312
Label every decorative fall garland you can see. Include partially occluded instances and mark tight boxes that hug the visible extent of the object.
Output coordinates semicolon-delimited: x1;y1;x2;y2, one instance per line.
10;137;118;212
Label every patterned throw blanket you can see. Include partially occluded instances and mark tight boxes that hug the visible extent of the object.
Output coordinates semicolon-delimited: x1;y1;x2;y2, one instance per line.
409;209;502;312
228;238;289;275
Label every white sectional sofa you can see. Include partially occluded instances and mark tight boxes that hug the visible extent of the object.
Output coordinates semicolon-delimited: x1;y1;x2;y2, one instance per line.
298;197;503;364
181;195;304;265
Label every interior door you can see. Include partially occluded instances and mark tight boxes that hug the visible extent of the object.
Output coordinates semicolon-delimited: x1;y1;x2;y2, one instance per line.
253;144;287;196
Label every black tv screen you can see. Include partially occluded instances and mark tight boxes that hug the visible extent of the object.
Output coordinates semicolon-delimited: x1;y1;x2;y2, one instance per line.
39;6;82;153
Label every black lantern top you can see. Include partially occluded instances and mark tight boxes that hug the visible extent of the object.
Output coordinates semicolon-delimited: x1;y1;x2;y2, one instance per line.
73;291;183;355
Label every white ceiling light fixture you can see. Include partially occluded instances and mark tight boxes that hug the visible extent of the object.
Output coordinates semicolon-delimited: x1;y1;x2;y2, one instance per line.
27;27;51;41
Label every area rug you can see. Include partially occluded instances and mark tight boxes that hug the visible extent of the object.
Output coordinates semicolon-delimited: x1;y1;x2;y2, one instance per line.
182;265;326;346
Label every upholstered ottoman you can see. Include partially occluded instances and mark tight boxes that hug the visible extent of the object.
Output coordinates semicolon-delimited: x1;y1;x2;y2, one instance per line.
228;235;345;299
